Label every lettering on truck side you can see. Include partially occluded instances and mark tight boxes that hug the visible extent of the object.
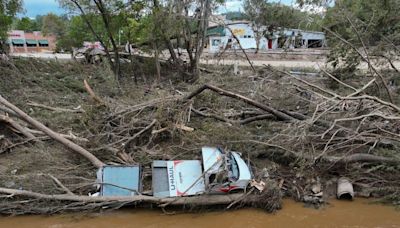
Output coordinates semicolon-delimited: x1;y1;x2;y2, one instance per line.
168;166;176;191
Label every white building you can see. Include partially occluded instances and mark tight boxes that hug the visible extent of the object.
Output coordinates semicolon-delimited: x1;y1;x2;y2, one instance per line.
206;21;326;53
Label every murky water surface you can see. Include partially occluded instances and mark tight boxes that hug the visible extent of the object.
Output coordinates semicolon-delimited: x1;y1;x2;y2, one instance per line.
0;199;399;228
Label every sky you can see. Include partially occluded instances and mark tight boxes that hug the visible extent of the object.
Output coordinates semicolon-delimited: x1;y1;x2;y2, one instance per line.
20;0;64;18
218;0;294;13
20;0;295;18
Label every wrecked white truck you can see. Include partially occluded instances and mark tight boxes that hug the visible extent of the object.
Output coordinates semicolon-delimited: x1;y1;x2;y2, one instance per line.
96;147;253;198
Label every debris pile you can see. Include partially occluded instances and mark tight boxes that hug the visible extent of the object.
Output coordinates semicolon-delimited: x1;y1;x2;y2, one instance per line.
0;58;399;214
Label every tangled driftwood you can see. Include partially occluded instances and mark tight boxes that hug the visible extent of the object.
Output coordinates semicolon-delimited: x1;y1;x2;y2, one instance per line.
0;61;399;214
0;95;104;168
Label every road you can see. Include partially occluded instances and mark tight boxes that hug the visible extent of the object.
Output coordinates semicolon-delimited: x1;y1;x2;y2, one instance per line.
9;52;330;69
11;52;400;70
11;52;72;60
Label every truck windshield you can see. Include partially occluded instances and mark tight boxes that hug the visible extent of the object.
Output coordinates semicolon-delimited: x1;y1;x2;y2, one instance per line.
229;153;239;181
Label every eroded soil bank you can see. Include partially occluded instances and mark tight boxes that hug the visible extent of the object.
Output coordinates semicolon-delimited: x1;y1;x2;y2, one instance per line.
0;199;399;228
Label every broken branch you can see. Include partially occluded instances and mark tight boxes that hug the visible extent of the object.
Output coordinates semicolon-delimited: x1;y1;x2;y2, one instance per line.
0;95;104;168
84;80;105;105
0;114;36;140
27;102;85;113
184;84;294;121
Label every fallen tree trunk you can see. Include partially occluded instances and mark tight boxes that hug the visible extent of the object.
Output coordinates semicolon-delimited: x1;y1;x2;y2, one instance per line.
0;115;36;140
184;84;294;121
0;95;104;168
326;153;400;165
191;108;276;125
184;85;374;141
0;186;281;212
0;105;18;117
0;187;242;205
247;140;400;165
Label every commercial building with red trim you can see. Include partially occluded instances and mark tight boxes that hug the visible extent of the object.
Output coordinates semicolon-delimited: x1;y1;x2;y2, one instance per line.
7;30;56;53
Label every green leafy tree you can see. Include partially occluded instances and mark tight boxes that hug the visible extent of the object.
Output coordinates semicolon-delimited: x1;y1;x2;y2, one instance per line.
323;0;400;72
60;15;99;49
14;17;41;31
41;13;67;37
0;0;22;52
298;0;398;103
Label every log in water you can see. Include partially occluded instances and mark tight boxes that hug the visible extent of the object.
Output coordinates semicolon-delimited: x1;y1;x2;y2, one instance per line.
0;199;399;228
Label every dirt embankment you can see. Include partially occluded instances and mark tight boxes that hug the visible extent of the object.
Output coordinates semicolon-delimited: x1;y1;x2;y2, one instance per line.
0;57;399;215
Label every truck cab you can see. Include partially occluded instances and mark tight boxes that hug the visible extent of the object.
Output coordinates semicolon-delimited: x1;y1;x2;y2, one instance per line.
202;147;252;193
152;147;252;198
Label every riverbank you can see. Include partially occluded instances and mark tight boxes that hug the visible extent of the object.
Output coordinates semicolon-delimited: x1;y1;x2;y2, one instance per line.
0;57;399;215
1;199;399;228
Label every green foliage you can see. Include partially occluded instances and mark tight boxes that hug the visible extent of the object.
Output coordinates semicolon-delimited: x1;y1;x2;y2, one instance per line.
0;0;22;51
125;16;152;45
41;13;68;37
13;17;41;31
243;0;323;31
323;0;400;70
223;11;246;20
296;0;333;7
57;15;101;51
58;0;146;49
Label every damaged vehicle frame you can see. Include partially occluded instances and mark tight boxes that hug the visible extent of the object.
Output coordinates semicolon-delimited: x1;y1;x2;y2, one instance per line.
96;147;253;198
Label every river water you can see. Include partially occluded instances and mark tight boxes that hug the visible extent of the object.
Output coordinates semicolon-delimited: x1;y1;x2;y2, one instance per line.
0;199;399;228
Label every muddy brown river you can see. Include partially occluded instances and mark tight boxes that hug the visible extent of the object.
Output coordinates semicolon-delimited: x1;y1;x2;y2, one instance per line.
0;199;399;228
